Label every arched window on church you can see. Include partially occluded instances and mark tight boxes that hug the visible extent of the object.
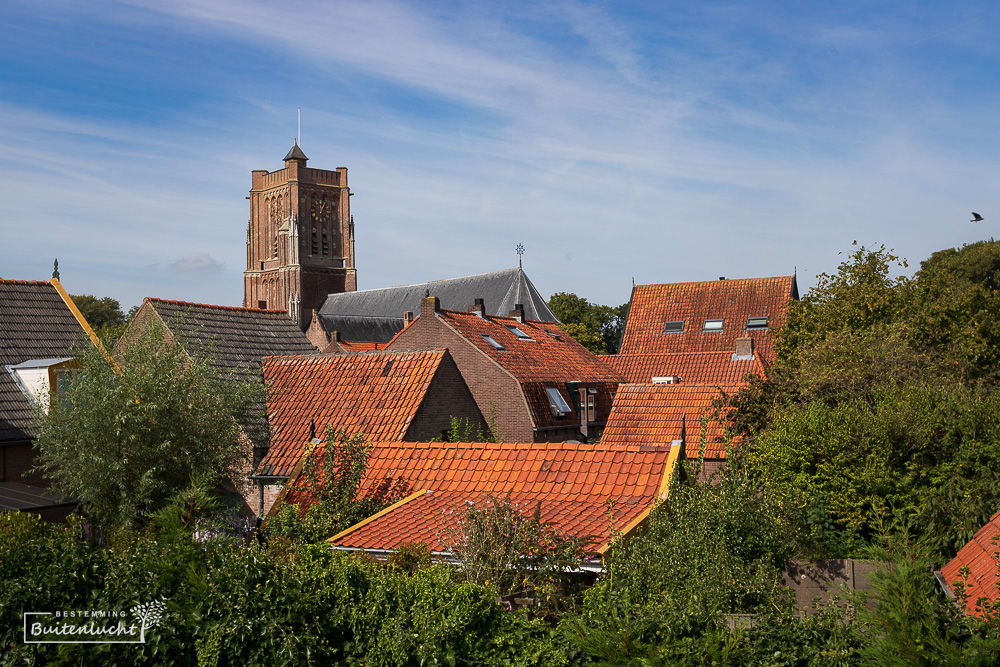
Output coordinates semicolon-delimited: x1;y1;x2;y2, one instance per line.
312;229;318;255
322;231;329;256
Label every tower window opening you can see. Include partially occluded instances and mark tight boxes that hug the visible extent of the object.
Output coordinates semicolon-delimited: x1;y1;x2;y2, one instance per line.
322;232;329;255
311;230;318;255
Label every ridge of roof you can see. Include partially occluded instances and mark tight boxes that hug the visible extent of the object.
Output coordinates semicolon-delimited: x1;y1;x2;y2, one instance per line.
0;279;51;286
146;297;288;314
635;275;794;288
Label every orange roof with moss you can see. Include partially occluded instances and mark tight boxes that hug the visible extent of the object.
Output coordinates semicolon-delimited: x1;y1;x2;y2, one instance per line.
601;351;765;385
298;440;681;554
601;383;738;458
619;276;796;361
941;509;1000;617
256;349;449;478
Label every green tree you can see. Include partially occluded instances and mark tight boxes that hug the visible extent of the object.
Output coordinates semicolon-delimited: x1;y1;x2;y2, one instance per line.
32;320;265;531
548;292;629;354
71;293;127;338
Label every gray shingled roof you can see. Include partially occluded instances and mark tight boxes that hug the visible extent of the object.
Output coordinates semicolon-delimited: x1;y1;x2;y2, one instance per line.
147;299;317;375
0;280;88;443
146;299;318;448
316;268;557;343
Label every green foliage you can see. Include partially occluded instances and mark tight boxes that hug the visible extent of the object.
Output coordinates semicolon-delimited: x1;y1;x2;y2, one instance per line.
434;411;501;443
606;464;798;617
71;293;127;338
849;527;1000;666
265;429;407;543
548;292;628;354
0;513;577;666
441;493;589;605
31;320;265;531
728;240;1000;558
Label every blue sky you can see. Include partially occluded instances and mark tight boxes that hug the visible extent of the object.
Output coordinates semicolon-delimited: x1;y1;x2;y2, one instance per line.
2;1;998;311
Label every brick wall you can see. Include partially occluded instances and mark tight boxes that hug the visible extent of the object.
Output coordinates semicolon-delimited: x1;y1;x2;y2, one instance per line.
407;351;487;440
1;443;48;486
386;299;535;442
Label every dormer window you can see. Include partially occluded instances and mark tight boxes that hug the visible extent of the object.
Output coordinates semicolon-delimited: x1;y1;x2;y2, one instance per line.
505;325;532;340
662;321;684;334
545;387;572;417
702;319;724;332
746;316;768;330
481;334;505;350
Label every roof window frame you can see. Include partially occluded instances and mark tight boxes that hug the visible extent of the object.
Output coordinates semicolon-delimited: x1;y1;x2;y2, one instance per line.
662;320;685;334
544;387;573;417
702;319;724;332
480;334;505;350
504;324;533;340
745;316;769;330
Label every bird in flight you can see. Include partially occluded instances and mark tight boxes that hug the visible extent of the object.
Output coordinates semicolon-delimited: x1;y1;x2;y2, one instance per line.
971;212;985;223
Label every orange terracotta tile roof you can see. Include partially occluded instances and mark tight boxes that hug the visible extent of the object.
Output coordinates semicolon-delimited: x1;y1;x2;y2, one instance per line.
297;441;678;553
620;276;797;361
432;308;622;428
601;383;738;459
257;349;447;478
601;351;765;385
941;509;1000;617
437;309;623;384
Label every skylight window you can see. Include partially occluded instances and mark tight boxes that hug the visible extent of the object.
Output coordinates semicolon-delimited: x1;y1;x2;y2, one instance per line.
545;331;562;340
746;316;768;330
545;387;572;416
702;319;724;332
481;334;505;350
662;321;684;334
505;325;532;340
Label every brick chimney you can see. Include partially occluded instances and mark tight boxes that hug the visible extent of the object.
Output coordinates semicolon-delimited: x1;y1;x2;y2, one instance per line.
468;298;486;318
734;337;754;360
421;296;440;316
403;310;414;327
508;303;525;323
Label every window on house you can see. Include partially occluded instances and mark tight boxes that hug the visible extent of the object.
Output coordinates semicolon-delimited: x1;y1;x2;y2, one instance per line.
258;300;267;309
702;319;724;331
545;387;572;417
662;320;684;334
746;316;768;330
505;325;532;340
481;334;505;350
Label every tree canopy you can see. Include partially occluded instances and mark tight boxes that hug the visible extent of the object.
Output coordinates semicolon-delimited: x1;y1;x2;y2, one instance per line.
727;240;1000;559
70;294;127;338
547;292;628;354
32;320;265;530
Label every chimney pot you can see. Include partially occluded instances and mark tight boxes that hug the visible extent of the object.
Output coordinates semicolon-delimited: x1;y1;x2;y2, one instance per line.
734;337;754;359
403;310;414;326
508;303;525;323
719;276;726;281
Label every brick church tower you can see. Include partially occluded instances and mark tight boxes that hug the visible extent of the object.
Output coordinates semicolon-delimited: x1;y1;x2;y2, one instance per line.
243;143;357;327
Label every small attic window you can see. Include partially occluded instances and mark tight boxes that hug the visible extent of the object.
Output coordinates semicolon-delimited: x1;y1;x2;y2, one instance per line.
545;387;572;416
481;334;505;350
545;331;562;340
746;316;768;330
505;325;532;340
662;320;684;334
702;319;724;332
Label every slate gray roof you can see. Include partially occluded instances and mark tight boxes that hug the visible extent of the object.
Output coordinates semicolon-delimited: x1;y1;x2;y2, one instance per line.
146;299;317;375
316;268;558;343
0;481;76;511
144;299;319;448
0;280;88;443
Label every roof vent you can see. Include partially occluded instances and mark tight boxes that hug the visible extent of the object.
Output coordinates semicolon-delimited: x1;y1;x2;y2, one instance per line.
652;375;681;385
719;276;726;281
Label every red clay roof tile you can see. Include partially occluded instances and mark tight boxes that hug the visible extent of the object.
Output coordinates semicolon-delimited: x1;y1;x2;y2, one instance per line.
941;508;1000;617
